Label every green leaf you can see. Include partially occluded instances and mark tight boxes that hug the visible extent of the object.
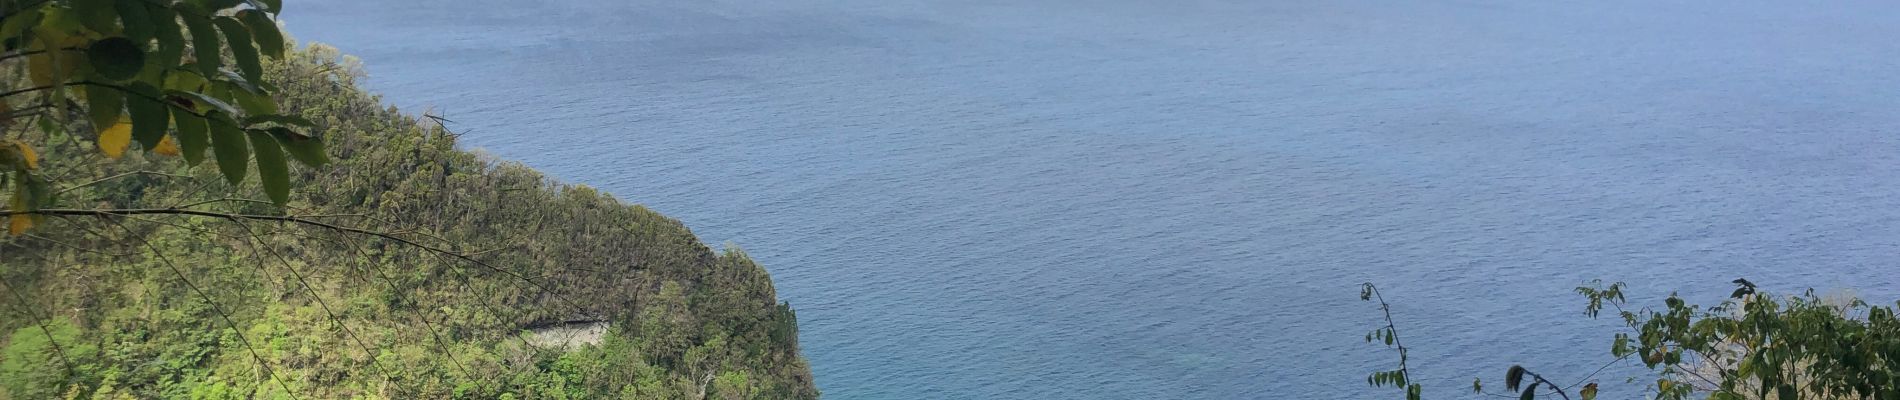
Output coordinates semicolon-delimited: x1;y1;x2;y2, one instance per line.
243;114;314;128
0;8;43;42
196;0;245;11
249;130;288;205
214;69;262;93
1519;384;1536;400
73;0;119;33
1505;365;1526;391
237;10;283;58
164;89;238;116
178;11;220;77
269;127;326;167
124;83;170;150
219;80;276;115
147;5;183;66
164;68;209;92
207;112;249;185
114;0;155;44
86;37;146;81
213;17;261;82
83;84;124;132
173;107;210;166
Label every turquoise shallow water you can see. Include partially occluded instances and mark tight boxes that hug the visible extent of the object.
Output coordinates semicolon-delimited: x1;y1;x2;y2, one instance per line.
292;0;1900;398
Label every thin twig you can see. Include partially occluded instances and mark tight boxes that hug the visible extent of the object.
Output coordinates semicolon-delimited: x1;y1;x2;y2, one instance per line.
102;216;303;399
57;171;198;195
328;227;486;396
0;277;75;378
226;217;407;396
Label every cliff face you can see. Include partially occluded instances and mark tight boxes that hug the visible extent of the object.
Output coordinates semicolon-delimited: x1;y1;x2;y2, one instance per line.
0;44;817;399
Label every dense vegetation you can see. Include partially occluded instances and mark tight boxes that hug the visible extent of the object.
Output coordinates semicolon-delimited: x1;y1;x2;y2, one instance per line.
1362;281;1899;400
0;38;818;400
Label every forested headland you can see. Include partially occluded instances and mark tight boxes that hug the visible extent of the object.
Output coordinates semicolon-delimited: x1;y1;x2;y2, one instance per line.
0;2;818;397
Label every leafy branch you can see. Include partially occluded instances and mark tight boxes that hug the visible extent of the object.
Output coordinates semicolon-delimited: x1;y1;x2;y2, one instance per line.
1361;282;1424;400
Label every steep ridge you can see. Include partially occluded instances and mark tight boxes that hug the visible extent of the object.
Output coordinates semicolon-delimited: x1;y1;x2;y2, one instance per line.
0;44;818;399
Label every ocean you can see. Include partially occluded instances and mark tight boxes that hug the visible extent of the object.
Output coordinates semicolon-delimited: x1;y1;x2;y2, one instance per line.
290;0;1900;397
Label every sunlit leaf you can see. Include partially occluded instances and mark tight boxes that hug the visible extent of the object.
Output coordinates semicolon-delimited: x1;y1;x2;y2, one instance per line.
7;214;30;235
7;171;52;235
164;68;210;92
0;7;43;41
97;117;133;158
153;135;181;156
220;80;276;115
243;114;315;128
165;89;238;116
10;142;38;170
37;6;87;36
25;45;58;87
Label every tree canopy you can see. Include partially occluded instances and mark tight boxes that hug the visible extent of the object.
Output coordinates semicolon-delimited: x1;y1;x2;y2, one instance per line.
1363;281;1900;400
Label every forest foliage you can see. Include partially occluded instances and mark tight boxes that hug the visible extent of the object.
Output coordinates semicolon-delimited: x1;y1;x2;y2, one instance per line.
1362;281;1899;400
0;5;820;396
2;0;325;232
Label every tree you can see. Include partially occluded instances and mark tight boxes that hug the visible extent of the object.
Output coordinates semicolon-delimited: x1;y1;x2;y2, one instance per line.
1;0;323;235
1361;280;1900;400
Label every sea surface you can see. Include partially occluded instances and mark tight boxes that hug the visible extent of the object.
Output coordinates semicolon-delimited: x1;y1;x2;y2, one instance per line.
290;0;1900;398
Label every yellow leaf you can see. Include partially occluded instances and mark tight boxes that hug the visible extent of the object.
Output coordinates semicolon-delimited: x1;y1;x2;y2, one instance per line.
152;135;180;156
12;141;37;169
25;32;84;88
27;52;54;87
7;214;30;236
98;118;132;158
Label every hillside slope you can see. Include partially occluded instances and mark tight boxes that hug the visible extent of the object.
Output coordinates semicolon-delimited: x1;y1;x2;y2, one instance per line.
0;44;818;399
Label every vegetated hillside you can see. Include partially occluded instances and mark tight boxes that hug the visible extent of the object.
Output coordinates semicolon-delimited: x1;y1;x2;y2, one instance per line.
0;44;818;399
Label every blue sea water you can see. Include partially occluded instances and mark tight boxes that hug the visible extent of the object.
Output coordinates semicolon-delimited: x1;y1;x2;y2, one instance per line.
290;0;1900;398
